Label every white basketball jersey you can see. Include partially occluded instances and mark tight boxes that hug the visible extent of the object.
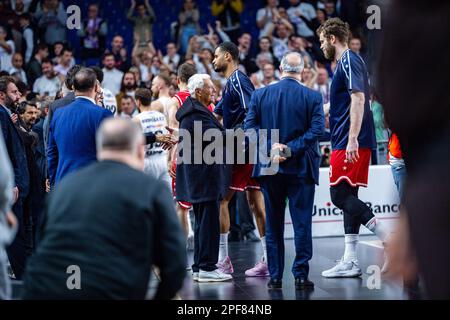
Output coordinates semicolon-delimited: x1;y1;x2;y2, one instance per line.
135;110;168;157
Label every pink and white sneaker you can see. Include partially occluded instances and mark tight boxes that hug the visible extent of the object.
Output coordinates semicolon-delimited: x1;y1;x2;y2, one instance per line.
216;256;234;274
245;260;270;277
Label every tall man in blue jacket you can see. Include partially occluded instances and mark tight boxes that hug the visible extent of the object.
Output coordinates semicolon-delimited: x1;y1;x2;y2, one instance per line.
245;52;325;290
47;68;113;186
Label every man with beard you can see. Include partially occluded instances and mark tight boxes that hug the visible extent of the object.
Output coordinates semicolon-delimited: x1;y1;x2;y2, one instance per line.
32;59;61;98
0;76;29;279
150;74;173;118
212;42;269;277
116;71;138;114
101;53;123;96
317;18;391;278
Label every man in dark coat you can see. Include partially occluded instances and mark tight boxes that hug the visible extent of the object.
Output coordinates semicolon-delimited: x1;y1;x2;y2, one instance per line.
0;76;30;279
22;118;186;299
175;74;232;282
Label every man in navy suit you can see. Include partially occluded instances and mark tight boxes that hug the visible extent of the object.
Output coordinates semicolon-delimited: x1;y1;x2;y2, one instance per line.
245;52;325;290
47;68;113;186
0;76;30;279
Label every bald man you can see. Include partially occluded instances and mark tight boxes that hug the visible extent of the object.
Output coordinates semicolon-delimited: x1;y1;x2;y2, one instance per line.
23;118;186;299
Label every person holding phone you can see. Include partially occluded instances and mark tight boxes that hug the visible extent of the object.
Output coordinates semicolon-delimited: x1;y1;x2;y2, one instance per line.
244;51;324;290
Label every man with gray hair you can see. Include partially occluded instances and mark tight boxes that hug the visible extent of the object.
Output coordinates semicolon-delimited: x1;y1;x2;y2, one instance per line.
23;118;186;299
245;51;325;290
175;74;232;282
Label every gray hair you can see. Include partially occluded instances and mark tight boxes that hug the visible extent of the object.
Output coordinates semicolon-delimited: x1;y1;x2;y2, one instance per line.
187;74;211;96
280;52;304;74
96;118;143;155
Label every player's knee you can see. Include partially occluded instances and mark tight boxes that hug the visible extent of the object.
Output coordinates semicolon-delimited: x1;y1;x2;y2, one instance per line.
330;185;349;210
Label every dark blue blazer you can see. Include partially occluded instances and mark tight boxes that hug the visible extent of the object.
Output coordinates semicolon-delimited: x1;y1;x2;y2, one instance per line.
244;78;325;184
47;97;113;185
32;117;47;179
0;105;30;197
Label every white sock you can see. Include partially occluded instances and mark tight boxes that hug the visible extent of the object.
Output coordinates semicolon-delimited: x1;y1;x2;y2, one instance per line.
218;233;228;262
365;217;390;242
260;236;267;262
187;212;194;236
343;234;358;262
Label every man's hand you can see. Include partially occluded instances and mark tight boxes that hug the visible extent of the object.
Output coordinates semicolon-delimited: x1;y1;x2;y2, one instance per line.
10;113;18;124
271;143;288;164
45;179;51;193
12;186;19;204
168;161;176;179
156;133;175;150
6;211;17;229
346;137;359;163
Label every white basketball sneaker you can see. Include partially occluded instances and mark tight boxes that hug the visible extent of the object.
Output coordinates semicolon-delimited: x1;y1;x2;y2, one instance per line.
198;269;233;282
322;257;363;278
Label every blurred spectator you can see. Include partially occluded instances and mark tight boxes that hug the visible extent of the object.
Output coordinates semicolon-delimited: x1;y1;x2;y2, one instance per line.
107;35;131;73
77;3;108;66
260;62;278;86
0;25;15;72
316;8;327;25
323;0;337;18
54;48;73;77
101;53;123;96
300;64;317;88
287;0;317;41
119;95;138;118
34;0;67;45
257;36;279;68
163;42;180;72
127;0;156;47
211;0;243;43
9;52;27;85
25;44;48;92
256;0;278;39
18;13;35;64
178;0;201;55
349;36;362;55
116;71;138;112
32;59;61;98
128;66;146;88
268;23;292;61
313;67;330;104
237;32;257;75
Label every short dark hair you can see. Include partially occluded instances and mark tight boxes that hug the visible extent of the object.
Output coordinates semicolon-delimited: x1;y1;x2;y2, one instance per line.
19;13;32;21
316;17;350;44
217;41;239;62
17;101;37;115
41;58;53;65
90;66;104;83
65;65;83;90
121;95;134;102
102;52;115;61
34;43;48;55
73;68;97;92
0;76;16;94
135;88;152;106
61;48;73;55
177;62;197;83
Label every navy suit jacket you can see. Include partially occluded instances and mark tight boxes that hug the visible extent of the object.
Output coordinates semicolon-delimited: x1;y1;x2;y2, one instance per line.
244;78;325;184
0;105;30;197
47;97;113;185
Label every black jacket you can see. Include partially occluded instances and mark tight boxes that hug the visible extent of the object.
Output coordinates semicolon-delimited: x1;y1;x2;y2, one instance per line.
175;97;231;203
22;160;186;300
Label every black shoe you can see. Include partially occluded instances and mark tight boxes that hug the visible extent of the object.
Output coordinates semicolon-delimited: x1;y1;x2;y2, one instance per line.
243;230;260;242
267;278;282;290
295;277;314;290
